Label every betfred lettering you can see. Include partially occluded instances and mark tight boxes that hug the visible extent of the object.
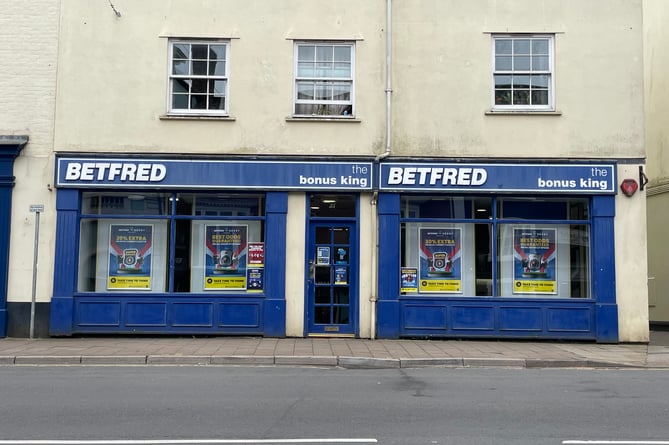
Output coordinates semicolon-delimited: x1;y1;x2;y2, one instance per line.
386;167;487;186
65;162;166;182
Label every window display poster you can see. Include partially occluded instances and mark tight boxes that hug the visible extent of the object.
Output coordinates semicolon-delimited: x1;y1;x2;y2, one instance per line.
513;228;557;294
205;225;248;290
419;228;462;293
108;224;153;290
247;268;264;292
335;266;348;285
401;267;418;293
247;242;265;266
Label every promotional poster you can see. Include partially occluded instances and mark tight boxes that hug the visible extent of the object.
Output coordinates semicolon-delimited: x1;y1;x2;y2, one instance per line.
419;227;462;293
513;228;557;294
401;267;418;293
204;225;248;290
108;224;153;290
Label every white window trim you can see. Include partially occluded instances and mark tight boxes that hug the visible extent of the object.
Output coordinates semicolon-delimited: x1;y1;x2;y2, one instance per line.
167;39;230;116
292;41;356;118
490;34;555;112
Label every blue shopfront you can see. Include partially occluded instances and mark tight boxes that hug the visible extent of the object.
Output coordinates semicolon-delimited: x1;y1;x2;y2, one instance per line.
50;156;619;342
49;156;372;336
374;162;619;342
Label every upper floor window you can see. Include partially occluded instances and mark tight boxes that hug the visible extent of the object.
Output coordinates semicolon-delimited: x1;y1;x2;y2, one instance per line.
492;35;554;111
294;42;355;118
168;40;229;115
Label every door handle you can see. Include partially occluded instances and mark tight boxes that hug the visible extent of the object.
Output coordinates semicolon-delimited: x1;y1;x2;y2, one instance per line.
308;260;315;281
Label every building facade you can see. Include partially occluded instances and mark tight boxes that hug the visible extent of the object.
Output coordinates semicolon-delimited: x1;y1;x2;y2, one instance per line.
3;0;649;342
0;0;60;337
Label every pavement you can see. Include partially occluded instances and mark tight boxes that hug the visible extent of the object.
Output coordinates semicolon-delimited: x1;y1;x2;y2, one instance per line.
1;330;669;369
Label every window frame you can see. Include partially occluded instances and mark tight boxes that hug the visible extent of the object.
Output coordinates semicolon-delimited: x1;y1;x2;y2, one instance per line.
167;39;230;116
491;34;555;112
293;41;356;118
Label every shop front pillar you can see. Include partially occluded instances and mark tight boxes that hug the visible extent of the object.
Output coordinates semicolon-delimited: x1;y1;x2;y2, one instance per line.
0;136;28;337
376;193;401;338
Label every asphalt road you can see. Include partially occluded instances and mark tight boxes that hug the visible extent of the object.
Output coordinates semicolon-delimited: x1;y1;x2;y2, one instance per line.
1;366;668;445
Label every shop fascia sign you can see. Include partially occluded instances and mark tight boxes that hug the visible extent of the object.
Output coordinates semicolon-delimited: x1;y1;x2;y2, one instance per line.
56;158;616;194
56;158;373;190
379;163;616;194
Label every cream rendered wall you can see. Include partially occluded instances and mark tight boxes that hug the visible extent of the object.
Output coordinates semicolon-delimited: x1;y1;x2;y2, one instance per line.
391;0;644;159
0;0;60;306
643;0;669;323
616;165;649;342
54;0;387;156
285;193;306;337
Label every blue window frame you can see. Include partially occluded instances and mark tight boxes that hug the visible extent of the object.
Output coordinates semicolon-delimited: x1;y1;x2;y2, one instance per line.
77;192;266;294
399;195;591;299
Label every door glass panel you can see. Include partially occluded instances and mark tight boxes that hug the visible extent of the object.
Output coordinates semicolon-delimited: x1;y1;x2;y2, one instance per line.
315;287;331;304
333;306;349;324
316;227;331;243
333;287;349;304
333;227;349;244
315;307;331;324
315;266;330;284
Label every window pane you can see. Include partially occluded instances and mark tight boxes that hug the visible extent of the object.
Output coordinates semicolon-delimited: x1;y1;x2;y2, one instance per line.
334;46;351;62
514;39;531;54
514;56;530;70
192;61;207;76
297;62;315;77
495;39;512;54
532;39;549;54
298;45;315;62
172;60;189;75
494;75;512;88
315;62;334;77
315;83;331;100
211;79;226;96
532;55;549;71
297;81;315;100
332;83;351;101
333;62;351;78
192;79;207;94
173;79;189;93
495;90;511;105
191;44;208;59
209;60;226;76
173;44;189;59
208;95;225;110
531;90;548;105
495;56;512;71
191;95;207;109
209;45;226;60
513;90;530;104
172;93;189;109
316;46;333;62
531;74;549;88
513;75;530;88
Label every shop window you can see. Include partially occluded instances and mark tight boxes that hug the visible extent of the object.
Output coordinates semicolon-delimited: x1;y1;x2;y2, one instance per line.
400;196;590;299
294;42;355;118
77;192;265;294
168;40;230;115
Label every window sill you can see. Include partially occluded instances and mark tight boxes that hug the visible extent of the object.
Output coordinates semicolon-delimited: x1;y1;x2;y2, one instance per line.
485;110;562;116
285;116;361;123
160;114;236;121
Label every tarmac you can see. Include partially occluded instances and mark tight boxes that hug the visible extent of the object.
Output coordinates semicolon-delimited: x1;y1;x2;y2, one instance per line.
1;330;669;369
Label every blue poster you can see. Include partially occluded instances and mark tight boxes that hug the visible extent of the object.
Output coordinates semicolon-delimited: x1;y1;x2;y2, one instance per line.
419;227;462;293
108;224;153;290
513;228;557;294
205;225;248;290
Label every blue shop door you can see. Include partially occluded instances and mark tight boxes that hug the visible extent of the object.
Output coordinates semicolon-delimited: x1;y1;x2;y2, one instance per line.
307;222;357;336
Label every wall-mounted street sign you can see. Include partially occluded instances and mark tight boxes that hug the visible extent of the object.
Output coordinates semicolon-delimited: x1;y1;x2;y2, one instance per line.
29;204;44;213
